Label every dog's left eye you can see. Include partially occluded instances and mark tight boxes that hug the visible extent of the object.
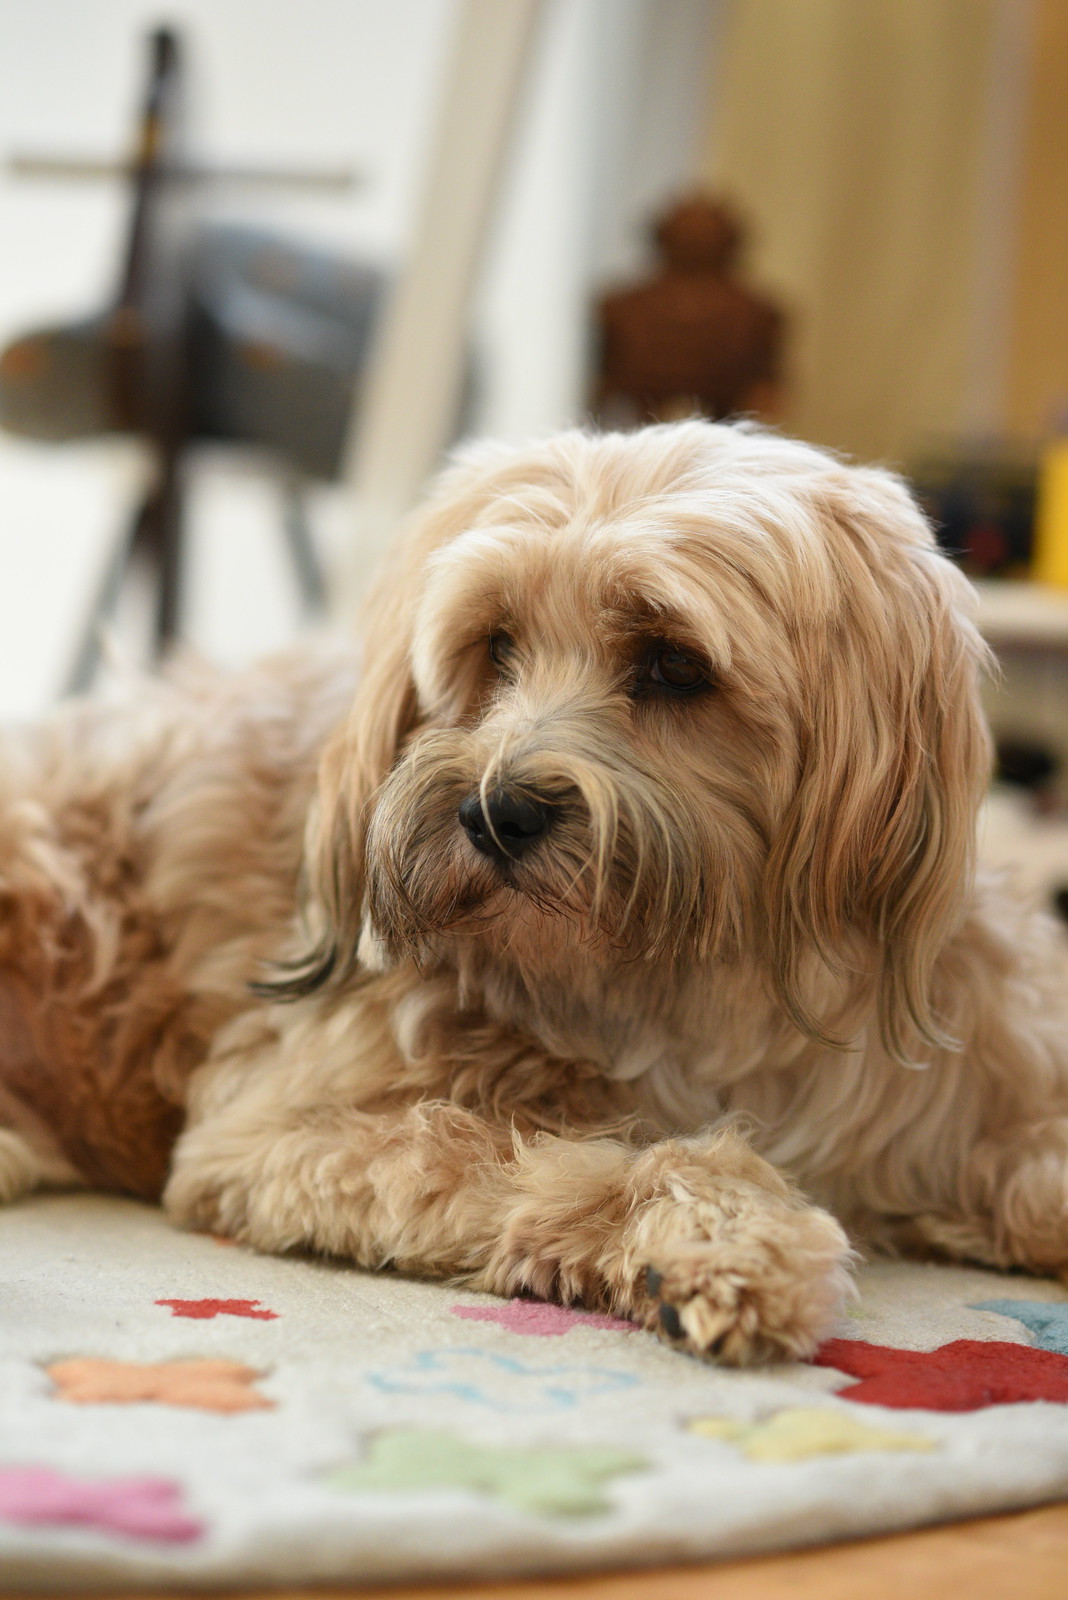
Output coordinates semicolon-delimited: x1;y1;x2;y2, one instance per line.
488;632;515;671
643;643;710;695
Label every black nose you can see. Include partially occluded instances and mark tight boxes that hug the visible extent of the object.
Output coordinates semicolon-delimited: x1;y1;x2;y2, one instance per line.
458;787;556;861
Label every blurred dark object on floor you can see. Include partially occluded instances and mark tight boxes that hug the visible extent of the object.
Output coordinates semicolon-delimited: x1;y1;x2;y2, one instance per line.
0;25;378;692
593;194;785;427
912;453;1037;578
996;736;1060;797
1054;886;1068;927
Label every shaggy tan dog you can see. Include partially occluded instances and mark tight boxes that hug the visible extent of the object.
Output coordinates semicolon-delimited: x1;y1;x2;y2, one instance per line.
3;421;1067;1363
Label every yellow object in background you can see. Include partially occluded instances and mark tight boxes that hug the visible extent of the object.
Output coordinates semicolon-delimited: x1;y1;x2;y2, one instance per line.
1034;440;1068;589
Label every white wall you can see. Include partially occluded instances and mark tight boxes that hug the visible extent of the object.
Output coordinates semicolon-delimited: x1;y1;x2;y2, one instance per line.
477;0;720;441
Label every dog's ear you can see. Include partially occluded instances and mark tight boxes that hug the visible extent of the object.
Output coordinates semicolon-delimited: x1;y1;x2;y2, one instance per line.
261;574;419;999
763;466;993;1061
262;443;519;1000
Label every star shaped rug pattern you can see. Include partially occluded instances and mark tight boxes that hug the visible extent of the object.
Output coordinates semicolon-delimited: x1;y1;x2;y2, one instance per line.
0;1468;203;1543
156;1297;278;1320
365;1346;639;1412
47;1358;273;1413
814;1338;1068;1410
328;1429;648;1516
972;1299;1068;1356
451;1300;636;1336
688;1407;936;1462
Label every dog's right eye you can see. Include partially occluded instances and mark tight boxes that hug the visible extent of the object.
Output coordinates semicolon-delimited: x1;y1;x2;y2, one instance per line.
488;632;515;671
633;639;712;698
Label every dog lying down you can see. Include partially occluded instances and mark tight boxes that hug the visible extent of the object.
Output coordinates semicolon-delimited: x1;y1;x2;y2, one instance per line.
2;420;1066;1364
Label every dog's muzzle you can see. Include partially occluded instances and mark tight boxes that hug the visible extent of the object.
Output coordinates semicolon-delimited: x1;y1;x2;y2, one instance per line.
458;786;557;864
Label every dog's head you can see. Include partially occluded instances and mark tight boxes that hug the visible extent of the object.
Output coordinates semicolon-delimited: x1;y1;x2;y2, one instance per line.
285;421;991;1060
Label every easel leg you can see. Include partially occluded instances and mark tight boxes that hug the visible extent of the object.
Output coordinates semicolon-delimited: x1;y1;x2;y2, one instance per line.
63;461;183;696
281;481;327;614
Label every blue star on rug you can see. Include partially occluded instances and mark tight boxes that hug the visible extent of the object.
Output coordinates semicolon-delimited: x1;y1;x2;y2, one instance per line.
971;1300;1068;1356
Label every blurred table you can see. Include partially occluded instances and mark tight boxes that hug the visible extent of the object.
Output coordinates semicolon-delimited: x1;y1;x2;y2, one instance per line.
974;580;1068;652
974;581;1068;803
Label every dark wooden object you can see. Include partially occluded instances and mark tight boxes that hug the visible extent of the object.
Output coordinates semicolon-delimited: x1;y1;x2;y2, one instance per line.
594;194;785;427
68;27;191;689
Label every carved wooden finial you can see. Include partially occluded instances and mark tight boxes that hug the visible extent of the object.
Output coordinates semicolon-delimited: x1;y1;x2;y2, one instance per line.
594;193;785;426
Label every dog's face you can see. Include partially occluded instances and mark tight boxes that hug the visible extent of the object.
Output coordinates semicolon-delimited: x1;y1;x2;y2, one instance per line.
365;445;796;981
298;423;991;1060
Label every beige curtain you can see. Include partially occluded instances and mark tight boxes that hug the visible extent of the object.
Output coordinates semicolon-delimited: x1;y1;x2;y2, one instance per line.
700;0;1003;466
1003;0;1068;443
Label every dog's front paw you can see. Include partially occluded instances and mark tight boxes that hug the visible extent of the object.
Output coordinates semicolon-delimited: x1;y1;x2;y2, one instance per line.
633;1200;853;1364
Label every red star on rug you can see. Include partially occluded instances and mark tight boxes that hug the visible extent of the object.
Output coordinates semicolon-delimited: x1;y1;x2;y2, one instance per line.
155;1298;278;1321
814;1338;1068;1411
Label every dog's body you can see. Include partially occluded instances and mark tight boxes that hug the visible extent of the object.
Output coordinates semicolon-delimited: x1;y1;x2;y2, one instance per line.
3;421;1067;1362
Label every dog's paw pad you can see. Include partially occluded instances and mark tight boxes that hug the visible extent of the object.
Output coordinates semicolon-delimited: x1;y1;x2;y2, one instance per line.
657;1301;682;1339
642;1268;744;1359
639;1208;851;1365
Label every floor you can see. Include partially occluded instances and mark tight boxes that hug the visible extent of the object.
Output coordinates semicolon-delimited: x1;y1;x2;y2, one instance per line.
18;1503;1068;1600
0;438;347;719
331;1502;1068;1598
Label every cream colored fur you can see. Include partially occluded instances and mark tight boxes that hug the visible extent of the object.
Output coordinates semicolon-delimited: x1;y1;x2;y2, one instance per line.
3;420;1067;1363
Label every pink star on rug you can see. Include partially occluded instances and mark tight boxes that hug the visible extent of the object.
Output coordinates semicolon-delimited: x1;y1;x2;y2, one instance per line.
0;1466;203;1543
815;1337;1068;1410
156;1297;278;1320
451;1299;636;1336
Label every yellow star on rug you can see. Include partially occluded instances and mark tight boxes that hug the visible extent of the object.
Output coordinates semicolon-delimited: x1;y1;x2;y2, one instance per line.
688;1406;935;1462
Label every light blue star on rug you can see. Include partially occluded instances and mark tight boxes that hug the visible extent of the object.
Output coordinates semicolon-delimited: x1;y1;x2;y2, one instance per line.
365;1347;640;1413
971;1300;1068;1356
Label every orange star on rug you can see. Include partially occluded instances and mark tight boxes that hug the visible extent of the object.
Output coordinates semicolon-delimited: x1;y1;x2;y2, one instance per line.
47;1358;273;1413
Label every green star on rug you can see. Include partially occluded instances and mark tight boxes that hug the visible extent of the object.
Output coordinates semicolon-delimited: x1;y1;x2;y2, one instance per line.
328;1429;648;1517
972;1300;1068;1356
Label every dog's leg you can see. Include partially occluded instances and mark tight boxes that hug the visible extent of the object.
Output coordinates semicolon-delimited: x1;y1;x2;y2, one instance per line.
0;1127;74;1202
166;1013;851;1363
860;896;1068;1278
901;1117;1068;1276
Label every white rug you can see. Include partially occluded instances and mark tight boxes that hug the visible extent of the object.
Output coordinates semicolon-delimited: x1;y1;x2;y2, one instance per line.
3;1194;1068;1589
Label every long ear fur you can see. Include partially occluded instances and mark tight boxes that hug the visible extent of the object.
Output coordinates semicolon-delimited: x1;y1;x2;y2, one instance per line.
260;576;419;999
763;465;993;1061
261;443;521;999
